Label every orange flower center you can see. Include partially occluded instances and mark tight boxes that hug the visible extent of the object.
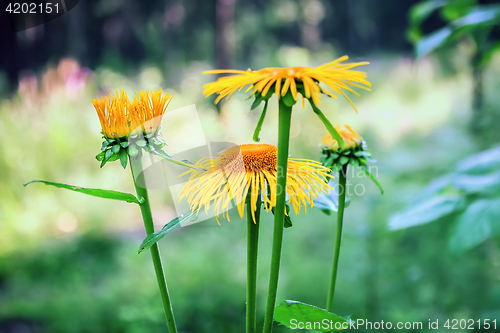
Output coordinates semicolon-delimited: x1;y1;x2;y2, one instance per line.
218;144;277;173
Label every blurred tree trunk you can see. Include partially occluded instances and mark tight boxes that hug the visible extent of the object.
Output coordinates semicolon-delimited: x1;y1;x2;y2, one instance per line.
470;51;485;135
216;0;235;70
215;0;235;113
68;0;88;63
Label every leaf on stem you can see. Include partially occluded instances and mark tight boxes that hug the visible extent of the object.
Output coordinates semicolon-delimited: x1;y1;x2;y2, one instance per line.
308;99;345;149
274;300;349;332
149;148;205;171
138;210;198;253
253;100;268;142
24;180;140;204
360;165;384;194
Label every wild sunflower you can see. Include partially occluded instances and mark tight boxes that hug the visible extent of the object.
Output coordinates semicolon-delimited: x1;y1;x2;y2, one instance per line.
203;56;370;147
178;144;332;223
319;124;383;192
92;89;197;170
93;89;172;140
203;55;370;110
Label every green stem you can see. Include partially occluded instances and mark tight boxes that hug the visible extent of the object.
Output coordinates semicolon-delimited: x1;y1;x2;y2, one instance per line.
247;194;261;333
326;164;347;312
262;101;292;333
129;156;179;333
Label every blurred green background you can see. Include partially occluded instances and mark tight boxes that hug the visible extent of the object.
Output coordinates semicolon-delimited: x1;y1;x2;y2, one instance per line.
1;0;500;332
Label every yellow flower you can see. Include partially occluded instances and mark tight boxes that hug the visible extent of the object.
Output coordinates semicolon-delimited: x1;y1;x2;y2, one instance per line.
92;89;172;139
179;144;332;223
203;56;370;110
322;125;362;151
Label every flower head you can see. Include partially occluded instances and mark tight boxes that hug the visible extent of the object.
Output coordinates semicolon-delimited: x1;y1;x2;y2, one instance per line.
320;125;384;194
93;89;172;140
179;144;332;223
322;124;362;151
92;89;178;169
203;56;370;110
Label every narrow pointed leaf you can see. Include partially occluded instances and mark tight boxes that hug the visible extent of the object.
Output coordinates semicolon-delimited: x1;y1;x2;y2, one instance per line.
119;149;128;169
308;100;345;149
253;100;268;142
24;180;140;204
150;148;205;171
138;210;198;253
360;165;384;194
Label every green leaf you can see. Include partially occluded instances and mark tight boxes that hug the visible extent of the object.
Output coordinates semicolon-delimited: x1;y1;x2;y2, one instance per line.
149;148;205;171
138;210;198;253
325;155;336;168
120;141;130;148
281;90;297;107
100;148;117;168
410;0;446;27
101;140;110;151
308;100;345;149
251;94;265;110
24;180;140;204
284;204;292;228
105;148;113;160
112;144;121;154
389;194;461;230
128;145;139;157
271;204;293;228
339;156;349;165
119;149;128;169
354;151;372;157
449;198;500;255
360;165;384;194
135;139;147;147
253;100;268;142
274;300;349;331
95;151;105;161
329;153;340;159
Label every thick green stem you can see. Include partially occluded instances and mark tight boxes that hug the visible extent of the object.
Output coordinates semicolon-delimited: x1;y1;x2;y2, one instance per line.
247;195;261;333
326;165;347;312
262;101;292;333
130;157;178;333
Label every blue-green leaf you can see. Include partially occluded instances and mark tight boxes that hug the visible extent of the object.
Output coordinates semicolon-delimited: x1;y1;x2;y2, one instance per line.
452;172;500;195
456;146;500;174
313;185;351;215
24;180;140;204
389;194;461;230
449;198;500;255
416;26;453;59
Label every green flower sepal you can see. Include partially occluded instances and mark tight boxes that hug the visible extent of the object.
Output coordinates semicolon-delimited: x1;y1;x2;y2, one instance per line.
321;140;384;194
96;132;167;169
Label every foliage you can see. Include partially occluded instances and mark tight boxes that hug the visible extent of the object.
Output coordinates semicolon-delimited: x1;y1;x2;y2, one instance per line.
409;0;500;62
390;146;500;255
